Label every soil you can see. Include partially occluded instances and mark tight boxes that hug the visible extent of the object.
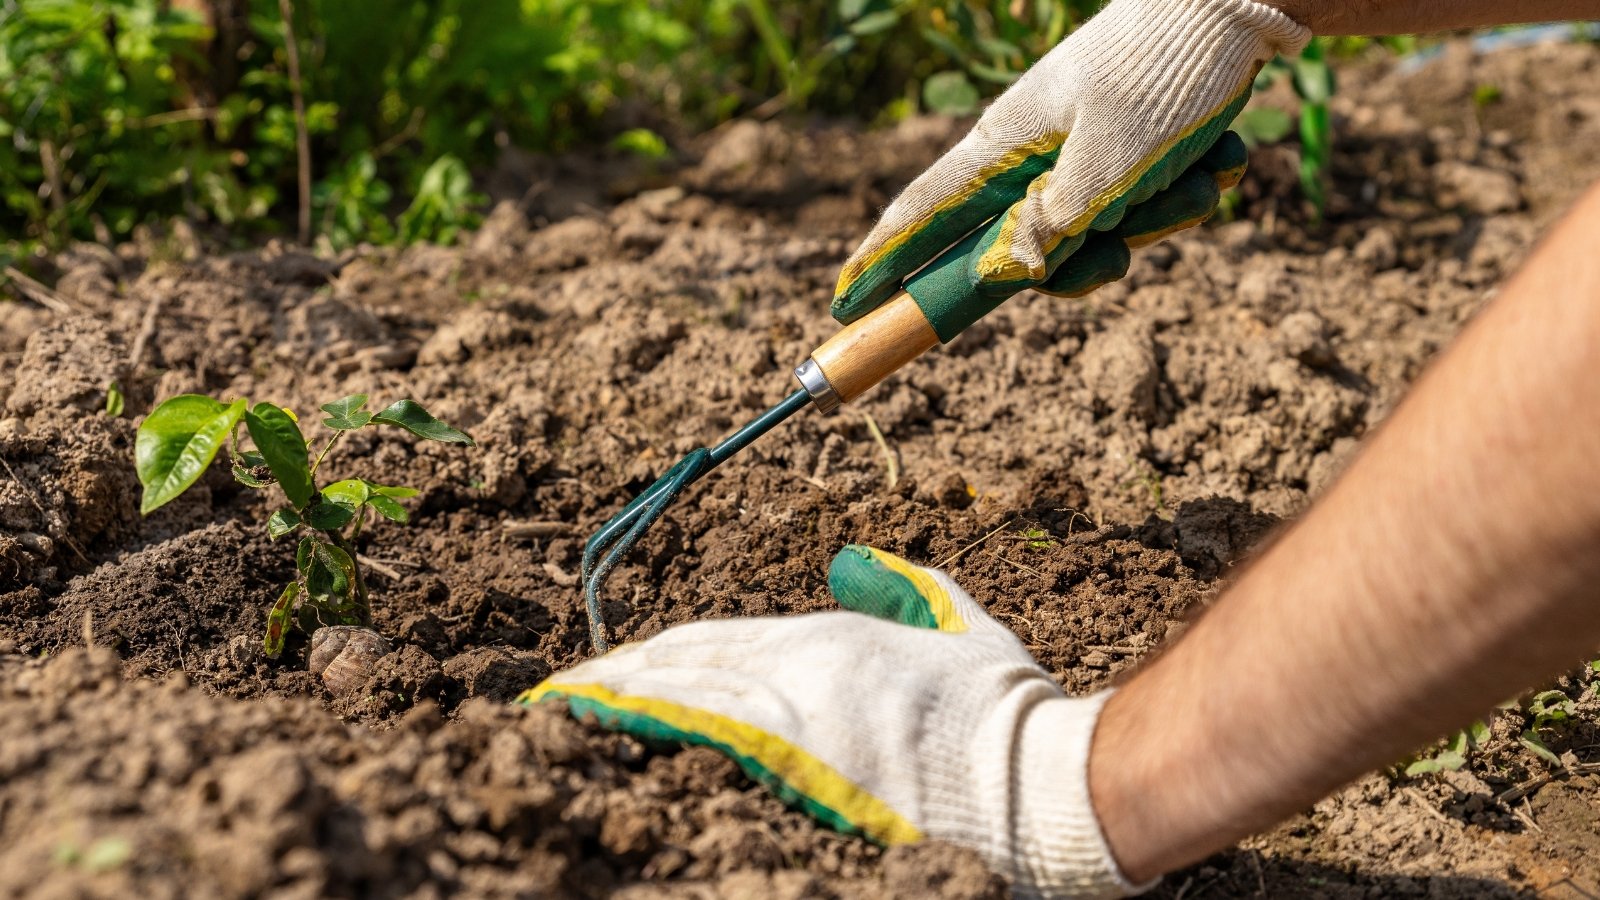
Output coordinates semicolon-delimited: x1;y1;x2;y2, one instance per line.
4;37;1600;898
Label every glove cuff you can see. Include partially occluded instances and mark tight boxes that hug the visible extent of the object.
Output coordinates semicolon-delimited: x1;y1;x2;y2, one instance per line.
1172;0;1312;56
1073;0;1311;75
1010;689;1158;899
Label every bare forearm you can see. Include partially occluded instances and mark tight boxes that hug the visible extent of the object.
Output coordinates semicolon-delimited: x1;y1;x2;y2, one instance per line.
1089;181;1600;883
1259;0;1600;35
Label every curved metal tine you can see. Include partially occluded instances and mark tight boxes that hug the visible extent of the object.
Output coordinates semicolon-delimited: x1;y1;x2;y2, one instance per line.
581;449;711;653
581;453;698;583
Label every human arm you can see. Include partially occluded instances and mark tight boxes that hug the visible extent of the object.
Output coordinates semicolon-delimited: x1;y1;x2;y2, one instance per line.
528;184;1600;895
1090;181;1600;882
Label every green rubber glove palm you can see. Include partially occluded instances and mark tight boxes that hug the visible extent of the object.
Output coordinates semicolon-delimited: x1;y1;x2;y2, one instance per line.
523;547;1149;899
833;0;1309;323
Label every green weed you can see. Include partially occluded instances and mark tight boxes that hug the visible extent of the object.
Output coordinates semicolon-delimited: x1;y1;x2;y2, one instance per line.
1405;719;1490;775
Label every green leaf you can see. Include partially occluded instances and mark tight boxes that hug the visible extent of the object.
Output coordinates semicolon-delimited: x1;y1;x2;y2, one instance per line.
1254;56;1290;92
610;128;670;160
1404;748;1465;776
296;536;316;574
371;399;475;445
263;582;300;659
837;0;870;19
364;480;420;499
919;25;967;62
849;9;899;35
974;36;1022;60
322;479;370;508
245;403;314;510
304;500;355;530
267;508;301;538
367;493;410;523
922;70;979;116
1232;107;1294;148
321;393;372;430
1529;689;1574;725
232;465;272;488
1403;758;1437;776
105;382;124;417
81;836;132;874
1467;719;1492;748
1520;730;1561;766
305;542;356;603
1291;43;1335;104
136;395;248;515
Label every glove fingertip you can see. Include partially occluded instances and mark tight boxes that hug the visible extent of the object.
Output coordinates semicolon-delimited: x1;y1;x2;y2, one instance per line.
1200;130;1249;191
830;277;898;325
828;545;966;632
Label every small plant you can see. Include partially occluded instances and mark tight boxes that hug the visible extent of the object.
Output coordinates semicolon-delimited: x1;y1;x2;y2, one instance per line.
1231;39;1335;221
1019;527;1055;550
1520;689;1576;766
135;393;474;658
1405;719;1491;776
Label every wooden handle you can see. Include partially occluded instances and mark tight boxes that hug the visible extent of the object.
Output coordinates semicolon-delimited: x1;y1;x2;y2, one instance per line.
809;291;940;405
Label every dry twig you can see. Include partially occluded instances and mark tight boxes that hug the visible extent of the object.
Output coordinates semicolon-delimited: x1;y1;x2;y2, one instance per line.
937;517;1016;570
504;520;570;539
357;554;403;582
989;548;1048;579
278;0;312;244
1400;786;1456;827
1496;761;1600;805
3;266;78;314
860;411;899;490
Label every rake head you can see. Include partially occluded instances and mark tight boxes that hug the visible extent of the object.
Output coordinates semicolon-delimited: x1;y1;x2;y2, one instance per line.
580;389;812;652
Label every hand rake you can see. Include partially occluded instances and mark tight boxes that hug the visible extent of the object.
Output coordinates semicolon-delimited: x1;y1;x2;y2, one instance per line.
578;138;1247;651
580;226;1023;652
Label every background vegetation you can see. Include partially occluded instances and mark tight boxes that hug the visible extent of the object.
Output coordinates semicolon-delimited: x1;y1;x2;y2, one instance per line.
3;0;1404;257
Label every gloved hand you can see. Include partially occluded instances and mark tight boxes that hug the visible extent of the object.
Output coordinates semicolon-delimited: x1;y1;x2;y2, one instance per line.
832;0;1310;323
522;546;1151;898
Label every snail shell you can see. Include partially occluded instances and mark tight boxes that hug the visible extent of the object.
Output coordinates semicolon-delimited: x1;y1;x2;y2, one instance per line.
308;626;391;697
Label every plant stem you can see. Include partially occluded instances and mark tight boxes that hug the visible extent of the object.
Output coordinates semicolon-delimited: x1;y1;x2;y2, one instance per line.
310;430;342;474
326;529;371;626
742;0;804;104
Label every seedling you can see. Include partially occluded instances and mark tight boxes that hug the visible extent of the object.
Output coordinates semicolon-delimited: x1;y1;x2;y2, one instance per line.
134;393;474;658
1405;719;1490;776
1019;527;1055;551
1519;689;1576;766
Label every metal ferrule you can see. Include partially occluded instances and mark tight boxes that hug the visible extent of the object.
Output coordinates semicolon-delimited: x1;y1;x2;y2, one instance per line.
794;357;840;414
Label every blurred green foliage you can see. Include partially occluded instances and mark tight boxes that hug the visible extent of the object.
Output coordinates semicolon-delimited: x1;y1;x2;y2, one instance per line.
1;0;1369;254
1;0;695;250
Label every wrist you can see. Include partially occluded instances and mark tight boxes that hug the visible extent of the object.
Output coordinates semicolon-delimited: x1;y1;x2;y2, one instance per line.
1005;689;1155;898
1247;0;1325;32
1103;0;1312;52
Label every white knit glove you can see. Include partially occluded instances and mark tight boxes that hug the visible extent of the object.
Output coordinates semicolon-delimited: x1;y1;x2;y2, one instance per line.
832;0;1310;323
522;546;1152;898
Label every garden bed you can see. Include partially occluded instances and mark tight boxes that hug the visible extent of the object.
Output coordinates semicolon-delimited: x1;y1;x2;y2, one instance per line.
3;39;1600;897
